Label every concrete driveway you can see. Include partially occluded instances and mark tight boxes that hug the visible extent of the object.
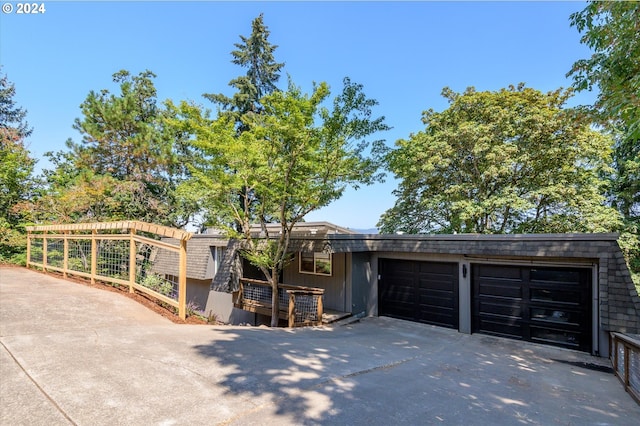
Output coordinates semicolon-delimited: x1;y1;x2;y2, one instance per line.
1;267;638;425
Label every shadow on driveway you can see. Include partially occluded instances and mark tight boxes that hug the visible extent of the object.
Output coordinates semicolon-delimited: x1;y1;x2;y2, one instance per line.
191;318;639;425
2;267;638;425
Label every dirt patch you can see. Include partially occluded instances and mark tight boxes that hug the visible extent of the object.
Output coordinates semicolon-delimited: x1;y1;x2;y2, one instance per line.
13;266;210;325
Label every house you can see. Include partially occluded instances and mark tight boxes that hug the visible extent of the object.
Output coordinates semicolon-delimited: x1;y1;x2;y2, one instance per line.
155;222;640;358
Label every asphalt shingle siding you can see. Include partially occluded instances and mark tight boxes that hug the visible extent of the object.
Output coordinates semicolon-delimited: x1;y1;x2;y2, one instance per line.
153;236;229;280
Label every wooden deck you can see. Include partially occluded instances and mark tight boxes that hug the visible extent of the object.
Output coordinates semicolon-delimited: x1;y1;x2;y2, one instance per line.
235;278;350;327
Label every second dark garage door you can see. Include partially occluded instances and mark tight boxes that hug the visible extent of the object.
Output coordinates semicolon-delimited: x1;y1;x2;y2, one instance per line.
379;259;459;328
472;264;592;352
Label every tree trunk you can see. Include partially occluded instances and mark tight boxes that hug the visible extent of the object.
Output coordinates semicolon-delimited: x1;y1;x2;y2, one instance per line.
270;277;279;327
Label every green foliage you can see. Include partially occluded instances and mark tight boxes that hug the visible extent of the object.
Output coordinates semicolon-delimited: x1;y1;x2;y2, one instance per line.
568;2;639;289
0;218;26;263
0;71;36;263
203;13;284;126
171;76;387;325
568;1;639;220
34;70;196;227
618;227;640;296
141;273;174;297
379;85;621;234
0;69;32;139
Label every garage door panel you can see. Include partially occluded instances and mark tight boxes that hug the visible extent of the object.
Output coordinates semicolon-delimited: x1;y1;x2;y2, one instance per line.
476;265;524;280
379;259;458;329
530;327;584;349
418;278;455;292
478;299;522;318
530;307;583;326
476;318;523;339
418;261;454;274
419;293;456;308
473;264;592;353
530;288;583;305
417;310;457;327
386;260;414;273
476;282;523;299
530;268;581;284
382;302;415;321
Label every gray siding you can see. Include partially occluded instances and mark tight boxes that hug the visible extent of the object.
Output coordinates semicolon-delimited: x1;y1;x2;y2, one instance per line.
155;235;229;280
323;233;640;335
185;278;211;312
350;252;372;316
282;253;348;312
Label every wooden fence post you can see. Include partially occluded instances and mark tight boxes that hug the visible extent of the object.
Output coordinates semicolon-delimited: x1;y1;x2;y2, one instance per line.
91;230;97;285
26;230;31;269
129;228;136;293
288;292;295;328
178;238;187;320
624;343;630;389
63;230;69;278
42;231;48;272
317;294;323;326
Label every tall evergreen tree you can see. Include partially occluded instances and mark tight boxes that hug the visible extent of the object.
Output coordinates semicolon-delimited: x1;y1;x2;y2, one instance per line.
0;70;32;139
40;70;195;227
0;71;36;262
196;14;285;230
204;13;284;129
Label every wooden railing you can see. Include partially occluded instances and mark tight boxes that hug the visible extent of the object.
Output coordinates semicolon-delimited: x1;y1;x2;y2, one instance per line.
235;278;324;327
25;221;192;320
611;332;640;404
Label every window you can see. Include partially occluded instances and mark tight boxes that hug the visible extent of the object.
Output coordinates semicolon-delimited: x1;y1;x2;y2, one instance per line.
299;252;332;276
211;246;225;275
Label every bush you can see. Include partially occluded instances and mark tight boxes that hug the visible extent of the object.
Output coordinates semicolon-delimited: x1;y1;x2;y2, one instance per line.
618;227;640;296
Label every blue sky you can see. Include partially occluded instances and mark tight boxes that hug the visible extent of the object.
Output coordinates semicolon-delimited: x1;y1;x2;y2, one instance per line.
1;1;596;230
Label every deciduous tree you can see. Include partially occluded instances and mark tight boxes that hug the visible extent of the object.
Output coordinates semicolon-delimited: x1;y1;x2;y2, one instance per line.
378;85;620;235
568;1;639;220
171;78;387;326
568;2;640;291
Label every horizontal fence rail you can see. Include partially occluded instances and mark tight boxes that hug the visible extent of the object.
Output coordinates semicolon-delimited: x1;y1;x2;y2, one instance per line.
236;278;324;327
26;221;192;320
611;332;640;404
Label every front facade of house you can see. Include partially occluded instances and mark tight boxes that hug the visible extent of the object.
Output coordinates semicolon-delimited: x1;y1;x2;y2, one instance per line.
317;233;640;358
157;223;640;358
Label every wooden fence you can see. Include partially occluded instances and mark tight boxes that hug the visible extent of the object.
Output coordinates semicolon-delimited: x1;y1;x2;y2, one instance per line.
611;332;640;404
235;278;324;327
26;221;192;319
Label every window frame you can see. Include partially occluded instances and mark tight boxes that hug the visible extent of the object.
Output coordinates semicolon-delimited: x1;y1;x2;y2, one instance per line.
299;252;332;276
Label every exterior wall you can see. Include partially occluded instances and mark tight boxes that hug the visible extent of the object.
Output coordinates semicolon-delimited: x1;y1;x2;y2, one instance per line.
204;291;256;325
282;253;349;312
326;234;640;337
171;231;638;357
350;252;373;316
186;278;212;312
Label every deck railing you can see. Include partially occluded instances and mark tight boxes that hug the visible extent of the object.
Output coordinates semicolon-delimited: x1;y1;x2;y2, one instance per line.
26;221;192;319
610;332;640;404
235;278;324;327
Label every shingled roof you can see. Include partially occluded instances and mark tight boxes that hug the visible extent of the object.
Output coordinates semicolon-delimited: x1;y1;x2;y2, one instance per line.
152;235;229;280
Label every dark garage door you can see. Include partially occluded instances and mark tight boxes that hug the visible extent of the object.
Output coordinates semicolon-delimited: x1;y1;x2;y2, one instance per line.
379;259;459;328
472;264;592;352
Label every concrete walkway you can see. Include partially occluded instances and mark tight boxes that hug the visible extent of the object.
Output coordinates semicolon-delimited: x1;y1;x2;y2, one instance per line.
1;267;638;425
